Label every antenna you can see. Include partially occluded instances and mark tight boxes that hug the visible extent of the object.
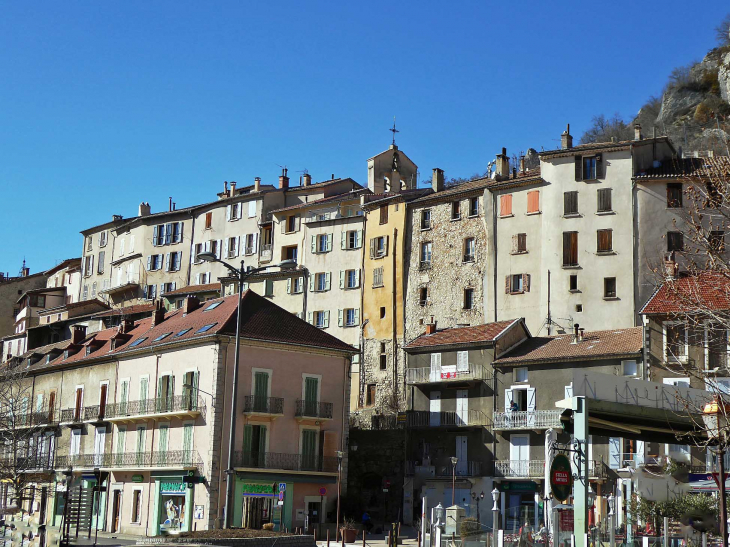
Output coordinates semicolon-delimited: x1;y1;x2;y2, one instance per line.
390;116;399;146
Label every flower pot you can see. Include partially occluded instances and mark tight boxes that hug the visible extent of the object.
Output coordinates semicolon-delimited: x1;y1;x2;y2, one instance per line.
341;528;358;543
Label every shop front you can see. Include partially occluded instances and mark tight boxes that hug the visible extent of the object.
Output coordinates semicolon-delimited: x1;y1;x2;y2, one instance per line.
150;472;194;535
499;481;543;532
234;478;293;532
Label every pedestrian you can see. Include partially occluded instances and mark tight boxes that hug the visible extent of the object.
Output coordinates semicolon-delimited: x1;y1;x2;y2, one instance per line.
362;511;373;534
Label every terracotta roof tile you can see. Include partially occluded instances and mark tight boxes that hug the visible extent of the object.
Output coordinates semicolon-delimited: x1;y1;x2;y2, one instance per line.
270;190;368;214
539;137;673;159
634;157;730;180
640;273;730;315
162;283;220;297
91;303;156;318
494;327;643;365
404;320;518;349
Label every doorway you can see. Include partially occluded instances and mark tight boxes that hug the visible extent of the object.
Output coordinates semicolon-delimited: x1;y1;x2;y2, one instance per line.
306;500;321;532
110;490;121;533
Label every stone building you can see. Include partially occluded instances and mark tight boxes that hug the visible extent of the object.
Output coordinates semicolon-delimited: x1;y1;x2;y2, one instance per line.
0;264;48;354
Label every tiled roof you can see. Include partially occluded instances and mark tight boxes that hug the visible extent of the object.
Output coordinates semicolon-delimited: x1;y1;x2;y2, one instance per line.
493;327;643;365
404;320;518;350
16;286;66;304
640;273;730;315
634;157;730;180
91;303;156;318
31;291;355;371
163;283;220;297
19;339;72;360
539;137;673;159
362;188;433;209
44;258;82;277
270;189;369;214
285;177;361;193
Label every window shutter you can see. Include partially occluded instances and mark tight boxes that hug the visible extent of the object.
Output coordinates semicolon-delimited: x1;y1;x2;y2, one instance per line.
384;235;389;255
341;232;347;250
295;216;300;231
311;235;317;253
307;311;313;324
575;156;582;181
172;281;176;291
143;285;148;299
512;234;517;253
356;230;363;248
224;238;230;258
595;154;603;179
165;253;171;271
281;220;286;234
563;233;570;265
248;201;256;218
326;234;333;252
195;273;200;284
504;389;514;411
204;240;211;253
323;311;330;328
153;226;158;246
165;224;172;245
147;256;152;271
505;276;510;294
309;275;314;292
325;272;331;291
355;269;360;287
338;309;344;327
216;240;222;259
226;205;231;221
370;238;376;258
253;233;258;253
523;273;531;292
339;271;345;289
287;278;292;294
178;222;184;242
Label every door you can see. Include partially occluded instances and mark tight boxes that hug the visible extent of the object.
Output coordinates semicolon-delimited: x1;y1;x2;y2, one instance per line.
70;429;81;457
99;384;108;419
254;372;269;412
111;490;121;533
94;427;106;466
510;435;529;476
307;501;322;530
158;375;174;412
183;371;199;410
48;392;56;422
304;377;318;416
74;388;83;421
455;436;468;475
301;430;317;471
429;392;441;426
526;387;536;426
430;353;442;382
456;390;468;425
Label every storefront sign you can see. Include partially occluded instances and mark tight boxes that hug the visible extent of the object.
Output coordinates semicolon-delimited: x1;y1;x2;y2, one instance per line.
132;475;144;483
499;481;538;492
194;505;204;519
160;482;186;494
242;483;275;495
550;454;573;502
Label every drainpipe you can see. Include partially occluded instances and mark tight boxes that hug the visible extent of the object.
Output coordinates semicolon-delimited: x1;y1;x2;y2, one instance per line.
186;214;197;288
491;191;498;322
392;227;399;406
492;345;498;477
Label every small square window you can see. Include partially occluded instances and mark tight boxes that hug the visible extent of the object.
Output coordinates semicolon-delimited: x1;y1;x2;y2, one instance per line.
204;301;222;311
575;304;583;313
515;367;528;383
175;328;192;337
129;337;147;348
463;288;474;310
451;201;461;220
419;287;428;306
622;360;638;377
469;197;479;217
196;323;217;334
569;275;578;292
153;333;172;342
380;307;386;319
604;277;617;299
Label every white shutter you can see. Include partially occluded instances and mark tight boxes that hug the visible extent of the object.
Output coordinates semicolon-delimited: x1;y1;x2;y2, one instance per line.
355;269;361;287
456;351;469;372
307;311;313;324
224;238;230;258
253;233;258;253
609;438;621;469
311;236;317;254
119;239;125;256
356;230;363;248
226;205;232;221
429;353;442;381
178;222;184;242
341;232;347;250
195;273;201;284
325;272;331;291
505;389;514;412
165;253;171;271
326;234;333;252
526;387;536;412
354;309;360;325
635;441;645;465
147;256;152;271
204;241;211;253
287;278;292;294
338;309;344;327
130;234;135;252
309;275;315;292
248;201;256;218
339;271;345;289
153;226;158;247
323;310;330;328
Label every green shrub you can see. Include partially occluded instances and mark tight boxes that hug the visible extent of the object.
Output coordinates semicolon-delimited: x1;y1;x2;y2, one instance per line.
460;517;481;539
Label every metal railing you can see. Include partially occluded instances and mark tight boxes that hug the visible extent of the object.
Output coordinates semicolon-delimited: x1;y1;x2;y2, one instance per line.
406;410;490;428
0;453;55;471
83;405;108;422
233;451;338;473
243;396;284;414
56;450;203;471
60;408;83;424
495;459;606;478
295;400;333;419
260;244;273;262
492;410;562;430
406;364;492;385
104;394;205;419
419;261;432;271
407;459;482;477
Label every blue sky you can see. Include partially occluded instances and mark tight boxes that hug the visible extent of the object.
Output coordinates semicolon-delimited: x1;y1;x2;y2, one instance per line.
1;1;728;274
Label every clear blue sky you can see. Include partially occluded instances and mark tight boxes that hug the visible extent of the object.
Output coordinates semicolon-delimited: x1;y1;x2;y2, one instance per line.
1;1;728;274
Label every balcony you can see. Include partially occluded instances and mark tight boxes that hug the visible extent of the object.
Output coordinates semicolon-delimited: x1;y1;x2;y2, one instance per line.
243;396;284;418
260;244;273;263
419;261;432;271
233;451;338;474
295;400;333;420
100;278;141;296
56;450;203;472
407;459;482;478
104;395;206;423
0;453;55;472
60;408;84;425
406;410;490;428
406;364;492;385
6;411;59;429
495;460;606;479
492;410;563;431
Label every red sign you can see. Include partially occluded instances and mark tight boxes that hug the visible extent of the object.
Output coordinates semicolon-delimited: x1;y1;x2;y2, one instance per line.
319;487;327;496
552;470;570;485
384;479;391;488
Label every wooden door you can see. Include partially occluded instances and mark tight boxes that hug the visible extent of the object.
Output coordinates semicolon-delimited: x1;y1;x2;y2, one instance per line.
99;384;107;419
111;490;121;533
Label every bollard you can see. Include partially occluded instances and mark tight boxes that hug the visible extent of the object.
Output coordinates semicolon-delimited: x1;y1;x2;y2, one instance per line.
362;529;366;547
327;529;331;547
315;528;317;542
341;529;345;547
417;530;421;547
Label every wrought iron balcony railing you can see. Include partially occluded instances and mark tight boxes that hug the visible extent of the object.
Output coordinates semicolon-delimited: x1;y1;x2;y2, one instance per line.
104;395;205;420
60;408;83;424
406;364;492;385
492;410;563;430
233;451;338;473
0;453;55;472
406;410;490;428
407;459;482;477
295;400;333;419
243;396;284;415
495;459;605;478
56;450;202;471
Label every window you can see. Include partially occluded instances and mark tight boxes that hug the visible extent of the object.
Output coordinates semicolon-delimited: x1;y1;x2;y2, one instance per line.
604;277;617;299
193;243;203;263
204;301;222;311
195;272;211;284
667;232;684;252
597;188;612;212
264;279;274;297
419;287;428;306
226;237;238;258
469;197;479;217
421;209;432;229
380;343;387;370
451;201;461;220
167;222;183;244
463;238;476;262
227;203;240;221
366;384;376;406
582;156;597;180
506;273;530;294
196;323;217;334
153;225;165;246
313;311;329;328
83;255;94;277
342;269;359;289
515;367;528;383
153;333;172;342
373;267;384;288
563;232;579;266
175;328;192;337
147;254;163;271
513;233;527;254
500;194;512;217
379;205;389;224
131;490;142;524
370;236;388;258
144;284;157;300
288;276;303;294
244;233;257;255
527;190;540;214
283;245;298;262
129;337;147;348
86;237;92;252
313;272;330;292
97;252;105;274
667;183;683;208
420;242;432;268
167;252;182;272
205;212;213;229
285;215;299;233
380;307;386;319
665;323;687;361
564;191;579;216
344;230;362;250
314;234;332;254
622;360;638;377
463;288;474;310
597;229;613;253
569;274;578;292
710;231;726;252
341;308;358;327
210;240;220;259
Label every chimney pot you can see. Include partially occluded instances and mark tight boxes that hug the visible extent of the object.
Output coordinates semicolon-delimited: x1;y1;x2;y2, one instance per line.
182;296;200;315
152;299;166;327
71;325;87;345
303;173;312;187
425;320;437;335
279;169;290;190
496;148;510;178
139;202;151;217
432;168;444;192
120;318;134;334
519;155;526;174
572;323;580;344
254;177;261;192
634;123;642;141
230;181;236;196
561;124;573;149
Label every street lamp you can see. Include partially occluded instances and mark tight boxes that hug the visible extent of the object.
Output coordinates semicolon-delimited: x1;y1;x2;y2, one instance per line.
491;487;500;546
608;493;616;547
470;491;485;524
703;396;729;547
336;451;344;542
450;457;458;505
197;252;297;528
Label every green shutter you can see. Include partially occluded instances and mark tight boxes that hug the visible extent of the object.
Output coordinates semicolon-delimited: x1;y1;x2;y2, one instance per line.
254;372;269;411
242;424;253;466
304;377;318;415
258;426;267;466
302;430;317;470
183;423;193;466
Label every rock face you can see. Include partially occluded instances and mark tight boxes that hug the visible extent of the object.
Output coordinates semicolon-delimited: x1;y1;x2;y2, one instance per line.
718;50;730;103
656;88;705;124
524;148;540;170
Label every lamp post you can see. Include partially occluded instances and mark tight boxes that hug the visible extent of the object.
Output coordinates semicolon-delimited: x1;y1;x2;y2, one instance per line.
703;397;729;547
491;488;500;547
197;252;297;529
608;493;615;547
470;491;484;524
336;450;343;541
450;457;458;506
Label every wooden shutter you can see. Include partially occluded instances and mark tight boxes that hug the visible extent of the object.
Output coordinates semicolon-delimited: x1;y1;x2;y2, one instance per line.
527;191;539;213
254;372;268;401
152;226;158;246
597;229;612;252
563;232;578;266
523;273;531;292
500;194;512;216
598;188;612;212
369;238;376;258
575;156;582;181
595;154;603;178
505;276;511;294
512;235;518;253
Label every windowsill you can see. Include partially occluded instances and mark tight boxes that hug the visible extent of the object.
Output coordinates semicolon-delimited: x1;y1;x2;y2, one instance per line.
344;324;358;328
420;227;432;231
563;213;582;219
596;211;615;216
284;231;298;235
468;214;479;219
596;251;617;256
526;211;542;216
462;259;475;264
666;206;684;210
562;265;581;270
373;284;385;289
603;296;620;301
499;214;514;219
343;286;359;290
509;291;525;295
511;251;528;256
373;254;387;260
569;289;581;294
451;217;462;222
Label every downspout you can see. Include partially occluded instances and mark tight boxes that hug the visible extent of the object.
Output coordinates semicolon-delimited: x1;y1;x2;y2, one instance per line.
392;227;399;406
492;190;499;322
186;213;197;287
359;212;367;409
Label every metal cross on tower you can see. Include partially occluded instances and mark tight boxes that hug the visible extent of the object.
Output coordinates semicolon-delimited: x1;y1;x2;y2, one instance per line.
390;117;399;146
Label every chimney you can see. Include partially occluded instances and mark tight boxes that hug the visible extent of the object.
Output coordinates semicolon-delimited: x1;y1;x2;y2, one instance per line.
169;197;173;212
112;214;123;221
139;202;151;217
71;325;87;345
579;328;585;341
519;155;526;174
432;168;444;192
303;173;312;187
571;323;580;344
496;148;510;178
279;168;289;190
254;177;261;192
182;295;200;315
224;181;228;194
425;320;437;335
120;318;134;334
152;299;166;327
664;251;678;280
634;123;642;141
561;124;573;149
230;181;236;196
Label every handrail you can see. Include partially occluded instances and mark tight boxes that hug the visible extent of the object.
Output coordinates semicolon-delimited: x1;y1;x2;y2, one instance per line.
243;396;284;414
295;400;333;419
406;364;493;384
493;410;562;430
56;450;203;472
104;394;206;419
233;451;338;473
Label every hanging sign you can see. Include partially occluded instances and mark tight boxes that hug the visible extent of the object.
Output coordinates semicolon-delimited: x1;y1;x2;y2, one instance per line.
550;454;573;502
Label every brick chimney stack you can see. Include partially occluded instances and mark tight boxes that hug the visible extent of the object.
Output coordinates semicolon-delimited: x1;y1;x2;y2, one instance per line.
561;124;573;149
432;168;444;192
182;296;200;315
634;123;643;141
496;148;510;178
120;318;134;334
230;181;237;196
279;168;289;190
71;325;87;345
152;300;165;327
302;173;311;187
139;202;151;216
425;318;437;335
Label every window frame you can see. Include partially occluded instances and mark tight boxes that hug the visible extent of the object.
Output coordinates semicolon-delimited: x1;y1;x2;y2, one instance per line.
463;237;476;262
597;188;613;213
667;183;683;208
597;229;613;254
603;277;617;299
451;201;461;221
663;321;689;364
420;209;432;230
463;287;475;310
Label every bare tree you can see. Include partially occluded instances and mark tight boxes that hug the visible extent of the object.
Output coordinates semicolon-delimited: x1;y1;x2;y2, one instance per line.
715;13;730;47
579;113;634;144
